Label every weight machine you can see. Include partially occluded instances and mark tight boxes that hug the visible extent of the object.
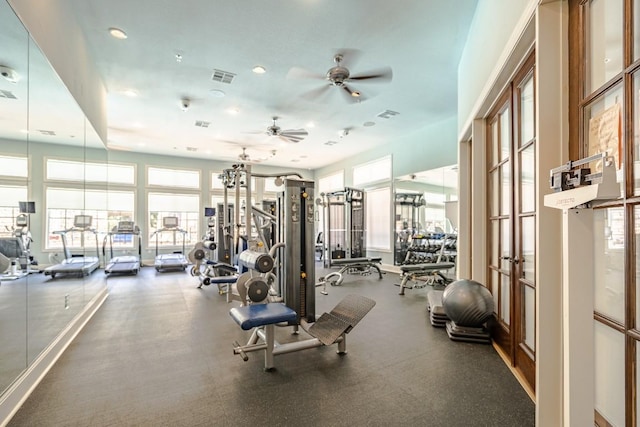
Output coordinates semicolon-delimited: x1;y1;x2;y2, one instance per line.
224;165;375;370
321;187;365;267
394;192;425;265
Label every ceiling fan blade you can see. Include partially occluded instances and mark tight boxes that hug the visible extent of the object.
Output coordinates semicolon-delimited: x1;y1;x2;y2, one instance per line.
280;129;308;143
287;66;325;80
340;84;366;103
299;84;332;101
349;66;393;83
280;129;308;137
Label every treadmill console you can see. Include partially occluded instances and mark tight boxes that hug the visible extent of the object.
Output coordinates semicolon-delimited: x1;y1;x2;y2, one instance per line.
116;221;136;233
74;215;93;228
15;214;28;227
163;216;179;228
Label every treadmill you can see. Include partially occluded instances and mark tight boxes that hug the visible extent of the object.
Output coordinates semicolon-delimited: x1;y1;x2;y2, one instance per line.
104;221;141;276
150;216;189;272
43;215;100;278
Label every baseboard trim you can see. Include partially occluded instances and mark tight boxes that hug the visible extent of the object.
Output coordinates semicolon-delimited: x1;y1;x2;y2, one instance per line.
0;287;108;427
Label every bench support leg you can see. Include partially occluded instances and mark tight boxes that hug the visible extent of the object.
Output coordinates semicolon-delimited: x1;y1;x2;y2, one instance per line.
398;276;411;295
337;333;347;354
264;324;275;371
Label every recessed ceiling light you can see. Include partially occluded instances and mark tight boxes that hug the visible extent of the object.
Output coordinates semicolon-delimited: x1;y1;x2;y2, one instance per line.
19;129;28;134
227;107;239;115
306;121;315;128
252;65;266;74
175;53;183;63
210;89;225;98
108;27;128;39
122;89;138;97
137;142;146;147
363;121;376;127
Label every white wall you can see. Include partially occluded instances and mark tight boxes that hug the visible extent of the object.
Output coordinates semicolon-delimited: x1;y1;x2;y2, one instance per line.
8;0;107;144
458;0;537;137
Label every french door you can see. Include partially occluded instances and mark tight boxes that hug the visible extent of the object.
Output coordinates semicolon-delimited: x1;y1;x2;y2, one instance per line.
487;52;536;393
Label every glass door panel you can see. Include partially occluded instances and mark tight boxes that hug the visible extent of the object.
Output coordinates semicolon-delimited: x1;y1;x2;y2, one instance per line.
520;145;535;213
587;0;623;93
522;284;535;351
500;108;510;162
583;84;623;174
500;218;510;271
521;216;535;281
520;76;535;146
490;170;499;215
501;273;511;326
594;207;625;323
500;163;510;216
594;321;625;427
633;71;640;195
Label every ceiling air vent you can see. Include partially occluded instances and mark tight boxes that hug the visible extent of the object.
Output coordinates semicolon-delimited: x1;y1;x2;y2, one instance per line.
0;89;17;99
376;109;400;119
38;129;56;136
186;147;198;152
211;69;236;84
194;120;210;128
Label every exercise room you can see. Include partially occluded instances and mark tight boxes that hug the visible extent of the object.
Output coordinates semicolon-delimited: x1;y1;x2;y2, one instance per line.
2;1;630;426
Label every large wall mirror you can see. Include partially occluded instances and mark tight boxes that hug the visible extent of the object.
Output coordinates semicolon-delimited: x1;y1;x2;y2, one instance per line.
0;0;107;400
393;165;458;266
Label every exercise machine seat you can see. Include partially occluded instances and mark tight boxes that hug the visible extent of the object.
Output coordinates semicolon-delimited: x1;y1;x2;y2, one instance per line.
230;303;297;330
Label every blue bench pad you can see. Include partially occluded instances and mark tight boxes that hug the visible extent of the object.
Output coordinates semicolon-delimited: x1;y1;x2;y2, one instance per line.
230;303;297;330
208;276;238;284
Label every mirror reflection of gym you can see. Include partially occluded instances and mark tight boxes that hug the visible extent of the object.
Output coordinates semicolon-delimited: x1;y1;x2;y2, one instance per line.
393;165;458;271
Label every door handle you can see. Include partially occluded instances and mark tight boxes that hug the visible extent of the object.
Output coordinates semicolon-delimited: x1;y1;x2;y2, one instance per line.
500;256;520;264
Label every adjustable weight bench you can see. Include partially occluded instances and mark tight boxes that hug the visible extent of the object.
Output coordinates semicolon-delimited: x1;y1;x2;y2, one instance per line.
397;262;455;295
230;294;376;371
319;257;383;289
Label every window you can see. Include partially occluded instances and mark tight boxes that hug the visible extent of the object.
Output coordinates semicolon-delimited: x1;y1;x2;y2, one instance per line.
0;155;28;179
148;192;199;246
353;157;391;186
0;185;28;236
365;187;391;250
47;158;135;185
149;166;199;189
319;171;345;193
45;187;135;250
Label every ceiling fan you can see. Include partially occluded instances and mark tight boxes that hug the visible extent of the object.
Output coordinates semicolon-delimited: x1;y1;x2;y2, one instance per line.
288;51;393;103
237;147;276;163
251;117;308;144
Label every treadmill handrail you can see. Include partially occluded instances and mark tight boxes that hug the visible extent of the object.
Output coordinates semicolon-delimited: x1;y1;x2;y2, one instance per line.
150;227;187;257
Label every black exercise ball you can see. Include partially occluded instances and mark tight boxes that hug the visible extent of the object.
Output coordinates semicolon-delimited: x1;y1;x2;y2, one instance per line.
442;279;494;327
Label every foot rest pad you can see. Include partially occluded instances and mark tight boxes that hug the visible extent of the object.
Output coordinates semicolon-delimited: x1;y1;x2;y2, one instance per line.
229;303;297;330
308;313;352;345
329;294;376;329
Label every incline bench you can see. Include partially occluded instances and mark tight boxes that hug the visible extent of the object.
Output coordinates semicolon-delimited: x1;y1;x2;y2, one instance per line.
397;262;455;295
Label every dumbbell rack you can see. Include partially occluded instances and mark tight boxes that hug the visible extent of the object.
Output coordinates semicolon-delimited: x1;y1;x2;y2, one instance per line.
403;233;457;266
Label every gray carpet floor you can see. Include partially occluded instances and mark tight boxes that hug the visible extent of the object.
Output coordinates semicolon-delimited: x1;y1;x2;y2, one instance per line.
8;265;535;426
